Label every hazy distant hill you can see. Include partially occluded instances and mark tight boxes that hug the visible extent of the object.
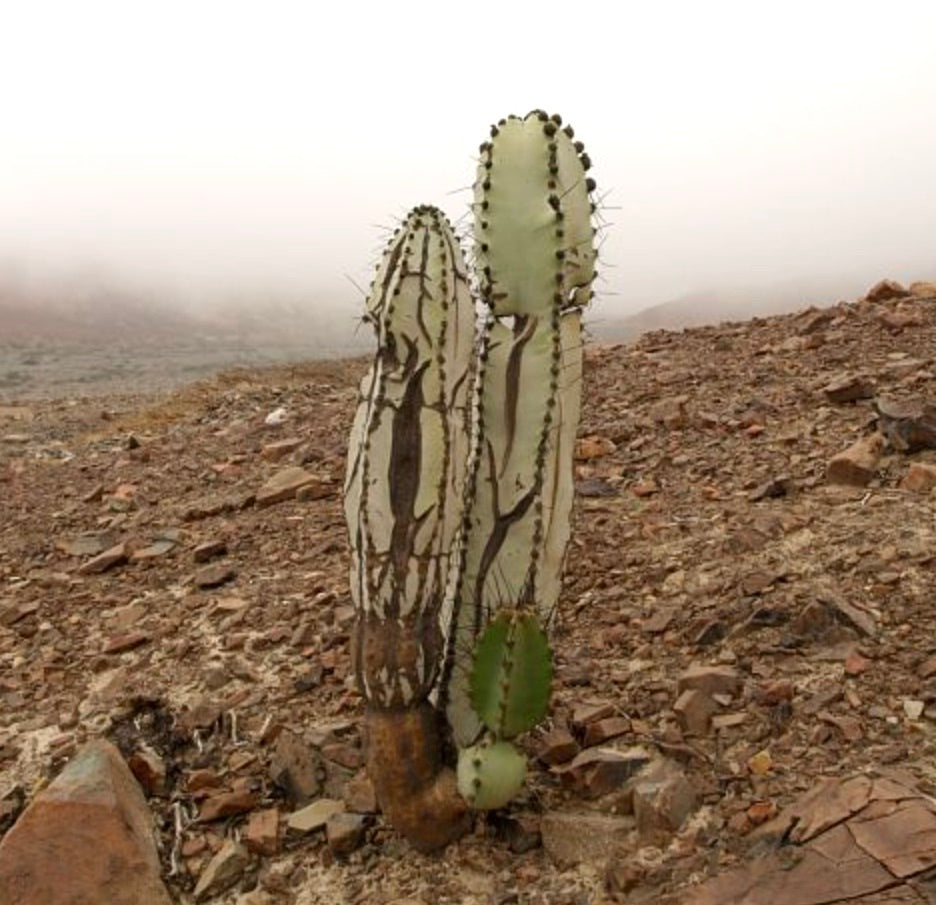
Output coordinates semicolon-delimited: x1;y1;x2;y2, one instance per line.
0;276;366;355
592;276;877;341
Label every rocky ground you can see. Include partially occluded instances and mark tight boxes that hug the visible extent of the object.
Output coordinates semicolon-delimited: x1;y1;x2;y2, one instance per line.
2;279;936;904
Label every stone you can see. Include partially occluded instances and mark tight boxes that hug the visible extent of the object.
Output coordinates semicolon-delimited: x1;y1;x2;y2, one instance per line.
793;599;834;637
571;700;615;728
499;813;542;854
541;812;634;867
102;632;150;654
673;688;718;736
686;774;936;905
574;435;616;460
286;798;344;835
826;433;884;486
343;772;378;814
197;789;258;822
632;759;697;844
57;531;117;557
193;539;227;563
873;397;936;453
909;280;936;298
559;746;651;799
649;396;689;429
295;480;333;501
865;278;910;303
843;651;872;676
818;710;863;741
321;742;363;770
822;373;874;404
255;466;321;507
747;475;792;502
326;812;367;855
78;542;129;575
712;712;747;730
194;562;236;589
693;618;727;646
575;477;619;498
797;309;834;335
901;462;936;492
827;596;877;637
130;538;176;561
185;769;223;793
677;664;742;698
747;750;773;775
127;745;166;797
0;739;173;905
641;609;675;633
537;728;579;766
632;477;659;497
245;808;280;856
269;729;324;806
261;437;303;461
583;716;631;746
0;600;39;627
193;840;248;902
918;657;936;679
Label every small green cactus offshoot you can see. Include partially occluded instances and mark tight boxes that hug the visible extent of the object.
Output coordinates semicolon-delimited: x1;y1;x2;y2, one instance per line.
454;609;552;809
456;737;527;810
469;610;552;739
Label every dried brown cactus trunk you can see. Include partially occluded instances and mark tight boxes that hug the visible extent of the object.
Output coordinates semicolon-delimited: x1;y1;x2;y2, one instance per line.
364;705;468;852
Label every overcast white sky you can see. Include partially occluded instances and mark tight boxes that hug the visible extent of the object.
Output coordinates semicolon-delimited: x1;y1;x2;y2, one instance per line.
2;1;935;317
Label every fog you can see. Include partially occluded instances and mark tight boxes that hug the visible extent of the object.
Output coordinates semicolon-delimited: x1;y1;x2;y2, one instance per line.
2;1;935;329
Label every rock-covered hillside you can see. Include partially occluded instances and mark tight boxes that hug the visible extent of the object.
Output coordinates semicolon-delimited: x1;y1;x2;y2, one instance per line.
1;278;936;904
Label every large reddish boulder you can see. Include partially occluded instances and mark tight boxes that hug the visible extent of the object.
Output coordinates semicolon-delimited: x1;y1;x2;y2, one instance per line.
0;740;172;905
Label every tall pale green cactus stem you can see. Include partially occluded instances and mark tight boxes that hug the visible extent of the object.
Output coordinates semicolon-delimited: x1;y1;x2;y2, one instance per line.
443;110;596;807
344;205;475;850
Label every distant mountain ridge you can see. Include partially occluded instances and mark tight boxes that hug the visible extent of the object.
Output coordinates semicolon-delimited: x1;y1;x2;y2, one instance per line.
591;276;881;341
0;279;366;353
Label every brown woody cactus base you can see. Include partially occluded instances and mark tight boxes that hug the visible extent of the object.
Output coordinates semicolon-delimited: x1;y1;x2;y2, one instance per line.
365;704;469;852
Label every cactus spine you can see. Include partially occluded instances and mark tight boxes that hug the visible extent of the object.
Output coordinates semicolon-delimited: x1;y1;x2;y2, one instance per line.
344;113;597;848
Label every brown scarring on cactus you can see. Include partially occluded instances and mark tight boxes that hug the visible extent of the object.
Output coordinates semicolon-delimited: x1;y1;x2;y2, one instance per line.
364;705;469;852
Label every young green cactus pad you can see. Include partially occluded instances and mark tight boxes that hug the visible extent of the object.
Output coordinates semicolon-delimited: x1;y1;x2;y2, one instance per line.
469;610;552;739
344;205;475;709
456;737;527;810
443;112;595;747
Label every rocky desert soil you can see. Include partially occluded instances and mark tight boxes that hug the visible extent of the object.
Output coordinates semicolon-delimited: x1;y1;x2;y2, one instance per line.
2;279;936;904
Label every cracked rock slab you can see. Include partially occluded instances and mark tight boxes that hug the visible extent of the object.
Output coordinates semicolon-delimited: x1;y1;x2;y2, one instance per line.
682;773;936;905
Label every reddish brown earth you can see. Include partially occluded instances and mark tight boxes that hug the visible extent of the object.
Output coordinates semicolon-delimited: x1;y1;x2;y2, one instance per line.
2;284;936;904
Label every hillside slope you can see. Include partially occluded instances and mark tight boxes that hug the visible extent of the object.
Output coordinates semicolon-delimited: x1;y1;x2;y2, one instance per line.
2;284;936;903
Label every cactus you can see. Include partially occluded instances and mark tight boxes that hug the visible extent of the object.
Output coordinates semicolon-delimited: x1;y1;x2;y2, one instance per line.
443;111;595;749
456;737;527;810
468;610;552;739
454;609;552;810
344;205;475;849
344;113;597;849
